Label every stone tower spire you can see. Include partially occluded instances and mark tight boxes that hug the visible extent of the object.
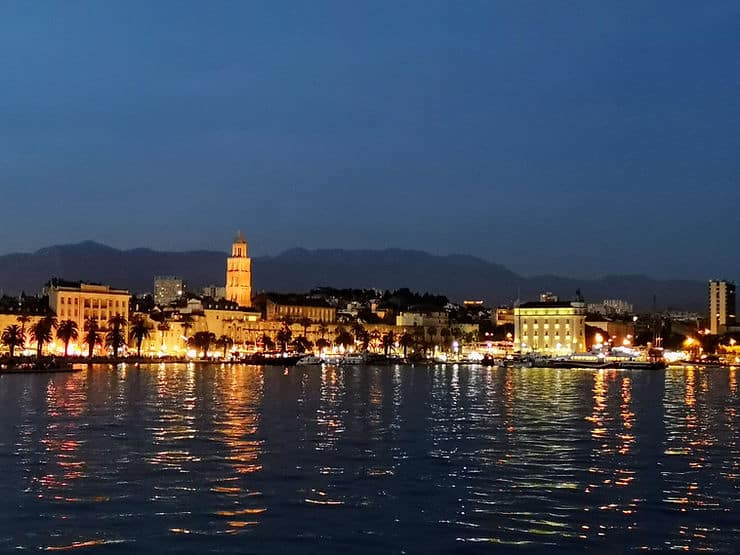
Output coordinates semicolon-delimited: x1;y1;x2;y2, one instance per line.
225;231;252;307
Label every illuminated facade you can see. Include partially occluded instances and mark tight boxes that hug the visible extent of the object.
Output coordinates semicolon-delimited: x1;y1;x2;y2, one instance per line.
225;231;252;308
48;281;130;343
708;280;736;335
265;299;336;323
514;301;586;355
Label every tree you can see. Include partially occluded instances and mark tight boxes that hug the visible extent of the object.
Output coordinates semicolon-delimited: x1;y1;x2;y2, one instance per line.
440;327;451;351
29;316;57;358
16;314;31;350
56;319;79;357
189;331;216;358
292;336;312;353
315;337;330;352
276;323;293;353
217;335;234;358
129;316;151;358
427;326;437;349
399;333;414;358
2;325;24;358
84;317;101;357
298;317;312;339
382;331;395;356
106;315;128;359
413;326;426;354
335;327;354;349
260;334;275;351
351;322;367;345
318;322;328;339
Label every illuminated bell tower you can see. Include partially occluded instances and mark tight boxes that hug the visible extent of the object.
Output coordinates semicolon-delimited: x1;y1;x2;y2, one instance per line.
225;231;252;308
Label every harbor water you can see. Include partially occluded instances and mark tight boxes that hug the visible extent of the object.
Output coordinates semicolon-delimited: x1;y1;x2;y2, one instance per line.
0;364;737;553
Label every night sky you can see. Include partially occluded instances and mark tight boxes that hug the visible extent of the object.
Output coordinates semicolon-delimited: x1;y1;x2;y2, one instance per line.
1;2;738;280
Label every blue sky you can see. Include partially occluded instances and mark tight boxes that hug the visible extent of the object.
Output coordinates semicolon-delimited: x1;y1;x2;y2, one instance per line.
1;1;738;280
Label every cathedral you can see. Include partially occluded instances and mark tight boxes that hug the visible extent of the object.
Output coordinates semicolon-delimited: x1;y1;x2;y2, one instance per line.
225;231;252;308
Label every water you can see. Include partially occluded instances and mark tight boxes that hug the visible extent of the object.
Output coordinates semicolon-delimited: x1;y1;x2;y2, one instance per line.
0;364;737;553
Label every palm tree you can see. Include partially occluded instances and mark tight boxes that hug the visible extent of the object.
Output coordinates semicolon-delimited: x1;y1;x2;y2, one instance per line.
315;337;330;352
382;330;394;356
427;326;437;351
399;332;414;358
29;316;57;358
440;327;451;352
351;322;366;345
106;315;128;359
317;322;328;339
217;335;234;358
335;328;354;349
189;331;216;358
56;319;79;357
16;314;31;350
129;316;151;358
83;317;101;358
2;324;24;358
261;333;275;351
276;324;292;353
292;336;312;353
298;317;312;339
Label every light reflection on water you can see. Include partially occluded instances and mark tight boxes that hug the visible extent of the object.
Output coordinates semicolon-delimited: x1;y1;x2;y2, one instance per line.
0;364;737;553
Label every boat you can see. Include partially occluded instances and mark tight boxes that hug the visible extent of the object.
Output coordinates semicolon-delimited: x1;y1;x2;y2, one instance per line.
240;352;303;366
0;363;80;374
339;353;368;365
296;355;324;366
547;356;665;370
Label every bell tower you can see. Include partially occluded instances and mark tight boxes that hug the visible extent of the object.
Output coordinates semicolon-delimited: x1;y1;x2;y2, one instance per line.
225;231;252;308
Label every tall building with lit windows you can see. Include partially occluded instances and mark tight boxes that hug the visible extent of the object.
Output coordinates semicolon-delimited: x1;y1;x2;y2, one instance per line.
708;280;736;335
514;301;586;355
225;231;252;308
154;276;185;306
48;280;130;343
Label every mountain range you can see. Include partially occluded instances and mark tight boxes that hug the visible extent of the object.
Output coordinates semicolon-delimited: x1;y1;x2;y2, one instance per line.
0;241;707;311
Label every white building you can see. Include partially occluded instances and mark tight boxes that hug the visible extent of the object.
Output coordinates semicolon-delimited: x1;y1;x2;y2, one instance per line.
514;301;586;355
709;280;736;335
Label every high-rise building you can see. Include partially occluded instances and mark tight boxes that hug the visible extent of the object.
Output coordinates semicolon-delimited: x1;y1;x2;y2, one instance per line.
154;276;185;306
708;280;736;335
225;231;252;308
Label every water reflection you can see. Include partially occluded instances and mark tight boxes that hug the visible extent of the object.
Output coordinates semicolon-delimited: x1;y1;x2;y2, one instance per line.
0;365;737;552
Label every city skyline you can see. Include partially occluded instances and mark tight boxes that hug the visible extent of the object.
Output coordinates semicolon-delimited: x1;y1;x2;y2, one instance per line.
2;2;739;280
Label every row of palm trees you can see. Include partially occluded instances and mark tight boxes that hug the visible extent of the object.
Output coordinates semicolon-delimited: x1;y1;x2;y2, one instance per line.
1;314;145;359
267;319;476;357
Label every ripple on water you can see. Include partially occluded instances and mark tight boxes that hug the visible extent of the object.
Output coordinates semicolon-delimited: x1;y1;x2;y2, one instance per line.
0;364;737;552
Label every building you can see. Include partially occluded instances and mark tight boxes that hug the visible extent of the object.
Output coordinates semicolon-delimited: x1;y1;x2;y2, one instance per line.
514;301;586;355
264;296;336;323
708;280;736;335
48;280;130;351
586;319;635;347
154;276;185;306
395;310;448;329
587;299;633;316
493;307;515;326
202;284;227;300
225;231;253;308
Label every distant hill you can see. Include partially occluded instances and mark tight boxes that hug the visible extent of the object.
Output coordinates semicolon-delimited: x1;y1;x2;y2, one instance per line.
0;241;707;311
